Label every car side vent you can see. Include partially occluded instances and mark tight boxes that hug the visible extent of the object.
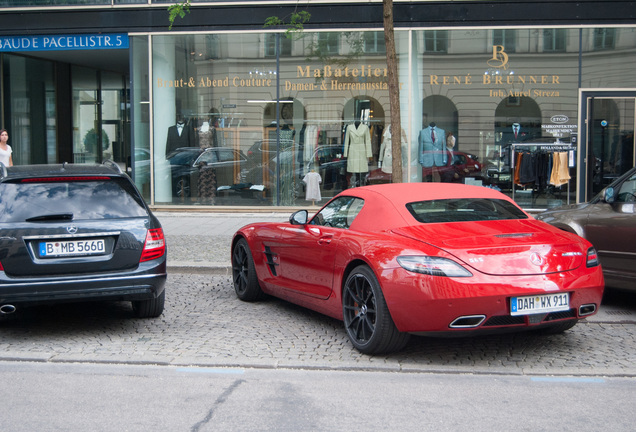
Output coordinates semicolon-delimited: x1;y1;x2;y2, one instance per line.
263;246;278;276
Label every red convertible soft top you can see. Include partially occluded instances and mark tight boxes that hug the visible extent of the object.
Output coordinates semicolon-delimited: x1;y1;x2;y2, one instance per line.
339;183;527;232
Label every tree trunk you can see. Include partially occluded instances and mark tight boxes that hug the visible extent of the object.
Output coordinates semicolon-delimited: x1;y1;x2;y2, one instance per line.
383;0;402;183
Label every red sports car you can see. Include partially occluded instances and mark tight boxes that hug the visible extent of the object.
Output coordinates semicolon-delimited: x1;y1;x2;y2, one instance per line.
231;183;604;354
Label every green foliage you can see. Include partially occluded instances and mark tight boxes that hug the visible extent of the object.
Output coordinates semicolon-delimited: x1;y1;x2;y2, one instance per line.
264;10;311;39
168;0;191;30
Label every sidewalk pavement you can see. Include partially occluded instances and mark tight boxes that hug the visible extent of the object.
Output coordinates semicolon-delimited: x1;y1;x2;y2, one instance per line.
154;211;636;326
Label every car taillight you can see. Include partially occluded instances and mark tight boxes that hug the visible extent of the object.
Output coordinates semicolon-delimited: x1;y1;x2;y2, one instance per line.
397;256;473;277
586;247;599;267
140;228;166;262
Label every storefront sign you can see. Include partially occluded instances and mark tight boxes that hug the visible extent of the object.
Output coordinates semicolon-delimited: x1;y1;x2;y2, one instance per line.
424;46;563;99
0;34;129;52
542;124;578;138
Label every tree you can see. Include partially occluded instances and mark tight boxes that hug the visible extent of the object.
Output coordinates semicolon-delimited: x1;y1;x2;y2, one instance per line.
383;0;403;183
167;0;191;30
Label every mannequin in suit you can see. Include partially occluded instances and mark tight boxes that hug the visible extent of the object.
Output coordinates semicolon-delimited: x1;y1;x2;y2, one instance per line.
166;115;194;157
502;122;527;144
418;122;447;168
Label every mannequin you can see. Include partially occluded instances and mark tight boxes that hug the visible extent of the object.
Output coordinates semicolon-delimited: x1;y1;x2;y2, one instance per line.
199;109;219;149
418;122;446;168
166;115;193;156
344;121;372;188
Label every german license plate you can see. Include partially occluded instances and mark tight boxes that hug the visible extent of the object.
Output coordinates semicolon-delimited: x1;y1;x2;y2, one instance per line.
510;293;569;316
40;239;105;257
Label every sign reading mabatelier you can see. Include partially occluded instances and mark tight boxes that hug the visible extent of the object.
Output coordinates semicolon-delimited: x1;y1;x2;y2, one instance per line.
0;34;129;51
156;45;563;99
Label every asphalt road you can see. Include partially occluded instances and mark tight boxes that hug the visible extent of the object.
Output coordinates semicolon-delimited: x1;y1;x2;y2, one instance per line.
1;361;634;432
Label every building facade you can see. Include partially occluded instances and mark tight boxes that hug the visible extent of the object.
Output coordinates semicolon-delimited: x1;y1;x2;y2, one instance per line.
1;1;635;210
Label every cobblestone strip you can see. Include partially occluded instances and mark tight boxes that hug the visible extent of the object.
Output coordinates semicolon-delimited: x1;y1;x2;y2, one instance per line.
1;273;634;377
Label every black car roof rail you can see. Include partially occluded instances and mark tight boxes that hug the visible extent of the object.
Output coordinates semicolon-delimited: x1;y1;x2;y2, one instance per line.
102;159;124;174
0;162;7;179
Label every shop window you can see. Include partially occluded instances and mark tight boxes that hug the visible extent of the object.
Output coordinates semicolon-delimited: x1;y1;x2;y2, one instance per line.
593;28;616;50
424;30;448;53
543;29;567;52
492;29;516;53
317;33;340;55
364;32;386;54
264;34;292;57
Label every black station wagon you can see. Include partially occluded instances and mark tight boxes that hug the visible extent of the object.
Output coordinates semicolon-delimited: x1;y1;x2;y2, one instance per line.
0;162;167;317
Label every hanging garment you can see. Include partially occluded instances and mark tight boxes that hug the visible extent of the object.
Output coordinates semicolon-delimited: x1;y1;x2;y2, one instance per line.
518;152;536;185
550;152;571;187
303;171;322;202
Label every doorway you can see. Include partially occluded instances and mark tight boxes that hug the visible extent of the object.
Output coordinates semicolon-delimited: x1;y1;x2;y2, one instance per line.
72;66;129;168
580;91;636;202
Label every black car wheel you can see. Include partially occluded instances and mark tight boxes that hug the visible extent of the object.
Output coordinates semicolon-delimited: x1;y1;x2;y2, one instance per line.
342;265;410;354
132;290;165;318
232;238;265;301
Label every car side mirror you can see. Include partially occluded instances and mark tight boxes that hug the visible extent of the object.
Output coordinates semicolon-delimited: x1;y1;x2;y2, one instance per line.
290;210;308;225
604;187;615;204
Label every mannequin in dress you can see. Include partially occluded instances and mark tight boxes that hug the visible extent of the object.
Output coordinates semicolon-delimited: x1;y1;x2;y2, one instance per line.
198;108;219;149
344;121;372;187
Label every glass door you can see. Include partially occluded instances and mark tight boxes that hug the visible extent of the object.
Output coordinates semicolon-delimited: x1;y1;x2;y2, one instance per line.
72;67;128;166
580;92;636;201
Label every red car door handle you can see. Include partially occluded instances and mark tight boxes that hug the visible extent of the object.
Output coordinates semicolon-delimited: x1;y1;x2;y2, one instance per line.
318;235;333;245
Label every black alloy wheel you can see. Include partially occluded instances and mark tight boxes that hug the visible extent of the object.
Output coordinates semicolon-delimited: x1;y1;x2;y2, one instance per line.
342;265;410;354
232;238;264;301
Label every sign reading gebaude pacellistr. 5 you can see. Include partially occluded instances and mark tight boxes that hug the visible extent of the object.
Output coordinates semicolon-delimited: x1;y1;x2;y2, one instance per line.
0;34;129;52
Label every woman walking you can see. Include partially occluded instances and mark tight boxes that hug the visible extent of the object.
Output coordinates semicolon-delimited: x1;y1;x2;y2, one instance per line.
0;129;13;167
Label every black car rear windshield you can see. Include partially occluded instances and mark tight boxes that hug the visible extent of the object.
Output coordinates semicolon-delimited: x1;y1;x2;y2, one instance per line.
406;198;528;223
0;177;148;222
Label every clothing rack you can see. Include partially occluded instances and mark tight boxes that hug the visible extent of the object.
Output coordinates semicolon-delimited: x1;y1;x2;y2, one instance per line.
510;141;576;205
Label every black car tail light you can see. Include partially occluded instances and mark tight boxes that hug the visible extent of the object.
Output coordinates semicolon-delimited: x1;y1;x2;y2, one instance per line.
586;247;600;267
140;228;166;262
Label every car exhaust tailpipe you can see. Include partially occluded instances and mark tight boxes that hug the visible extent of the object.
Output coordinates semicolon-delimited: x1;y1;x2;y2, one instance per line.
449;315;486;328
0;304;16;314
579;304;597;316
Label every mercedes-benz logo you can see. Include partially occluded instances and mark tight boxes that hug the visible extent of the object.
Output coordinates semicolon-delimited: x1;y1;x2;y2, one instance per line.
530;253;544;266
66;225;78;234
